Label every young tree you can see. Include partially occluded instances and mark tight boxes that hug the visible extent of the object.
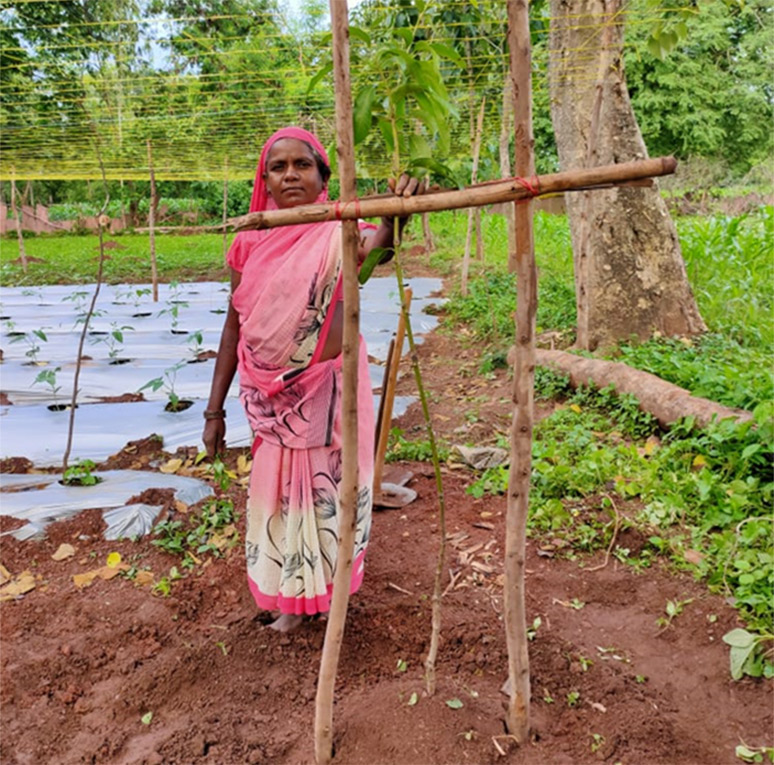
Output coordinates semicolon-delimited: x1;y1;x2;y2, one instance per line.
548;0;706;351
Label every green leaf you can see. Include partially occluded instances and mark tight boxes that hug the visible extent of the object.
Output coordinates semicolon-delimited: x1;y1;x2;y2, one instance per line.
358;248;388;286
353;85;376;145
348;26;371;45
427;41;464;64
729;643;757;681
307;62;332;95
141;711;153;725
407;691;418;706
722;628;756;648
445;698;464;709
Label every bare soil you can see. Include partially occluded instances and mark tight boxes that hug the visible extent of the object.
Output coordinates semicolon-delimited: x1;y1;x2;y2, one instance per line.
1;310;771;765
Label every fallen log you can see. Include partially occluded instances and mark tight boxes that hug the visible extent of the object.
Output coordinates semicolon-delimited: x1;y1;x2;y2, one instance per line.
528;348;753;429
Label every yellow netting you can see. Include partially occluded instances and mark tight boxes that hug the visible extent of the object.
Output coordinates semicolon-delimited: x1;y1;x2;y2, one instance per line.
0;0;691;181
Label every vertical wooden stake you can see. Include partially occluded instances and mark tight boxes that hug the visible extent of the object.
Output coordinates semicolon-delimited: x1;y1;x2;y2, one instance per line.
146;139;159;303
10;174;28;273
315;2;360;763
460;98;486;296
373;288;412;496
505;0;536;744
222;157;229;262
500;80;518;271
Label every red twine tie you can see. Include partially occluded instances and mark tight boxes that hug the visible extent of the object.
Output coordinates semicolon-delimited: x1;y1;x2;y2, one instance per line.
333;199;362;220
514;174;541;201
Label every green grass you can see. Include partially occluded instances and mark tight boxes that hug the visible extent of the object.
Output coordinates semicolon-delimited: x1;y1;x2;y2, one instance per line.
1;232;233;285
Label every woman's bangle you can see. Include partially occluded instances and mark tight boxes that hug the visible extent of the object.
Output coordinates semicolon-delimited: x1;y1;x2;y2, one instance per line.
203;409;226;420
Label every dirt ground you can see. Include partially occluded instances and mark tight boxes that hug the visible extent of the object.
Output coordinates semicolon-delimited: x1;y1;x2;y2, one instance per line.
1;313;772;765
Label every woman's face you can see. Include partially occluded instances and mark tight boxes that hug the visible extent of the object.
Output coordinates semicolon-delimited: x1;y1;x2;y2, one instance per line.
263;138;325;208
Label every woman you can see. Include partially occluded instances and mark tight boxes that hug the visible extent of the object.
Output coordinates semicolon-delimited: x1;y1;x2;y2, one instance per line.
203;126;420;631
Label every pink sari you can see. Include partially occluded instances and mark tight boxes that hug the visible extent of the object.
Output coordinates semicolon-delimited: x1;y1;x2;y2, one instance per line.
228;128;374;615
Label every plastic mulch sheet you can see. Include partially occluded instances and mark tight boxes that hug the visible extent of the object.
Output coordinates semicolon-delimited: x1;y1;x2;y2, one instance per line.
0;470;213;540
1;278;441;465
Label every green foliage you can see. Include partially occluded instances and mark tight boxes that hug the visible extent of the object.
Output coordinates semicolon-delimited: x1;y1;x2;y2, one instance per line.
625;0;773;174
468;394;774;635
386;427;450;463
678;208;774;348
722;628;774;681
139;361;187;410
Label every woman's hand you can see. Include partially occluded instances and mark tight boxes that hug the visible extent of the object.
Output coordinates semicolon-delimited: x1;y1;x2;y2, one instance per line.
203;418;226;459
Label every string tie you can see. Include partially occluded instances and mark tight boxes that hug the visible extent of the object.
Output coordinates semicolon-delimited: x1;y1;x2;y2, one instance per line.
333;199;362;221
514;174;541;198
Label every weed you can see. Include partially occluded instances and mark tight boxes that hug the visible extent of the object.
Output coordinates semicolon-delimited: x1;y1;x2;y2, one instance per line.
590;733;605;753
152;498;239;562
722;628;774;680
566;690;580;707
386;428;450;463
527;616;542;641
656;597;694;631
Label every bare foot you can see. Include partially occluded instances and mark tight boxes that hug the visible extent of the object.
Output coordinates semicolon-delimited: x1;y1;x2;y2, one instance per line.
268;613;304;632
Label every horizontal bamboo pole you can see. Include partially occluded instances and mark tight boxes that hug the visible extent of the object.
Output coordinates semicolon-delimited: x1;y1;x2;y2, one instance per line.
231;156;676;232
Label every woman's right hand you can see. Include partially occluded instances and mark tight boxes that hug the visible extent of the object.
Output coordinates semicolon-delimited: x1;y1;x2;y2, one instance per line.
203;418;226;459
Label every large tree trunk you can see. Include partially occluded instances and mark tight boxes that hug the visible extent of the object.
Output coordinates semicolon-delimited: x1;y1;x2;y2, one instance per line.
549;0;706;351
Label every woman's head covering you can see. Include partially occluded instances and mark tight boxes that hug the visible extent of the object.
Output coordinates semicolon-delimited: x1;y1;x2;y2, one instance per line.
249;126;330;213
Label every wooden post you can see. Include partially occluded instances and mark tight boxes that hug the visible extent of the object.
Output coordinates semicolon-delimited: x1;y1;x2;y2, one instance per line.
461;98;486;296
504;0;535;744
10;174;28;273
499;80;517;268
222;158;229;262
146;139;159;302
315;2;360;763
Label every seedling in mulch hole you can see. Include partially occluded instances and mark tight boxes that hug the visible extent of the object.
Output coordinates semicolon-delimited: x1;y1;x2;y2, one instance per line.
590;733;605;753
656;597;694;632
186;330;205;360
33;366;61;403
722;628;774;680
139;361;191;411
92;321;133;361
62;459;102;486
62;290;90;312
566;691;580;707
11;328;48;364
735;743;774;763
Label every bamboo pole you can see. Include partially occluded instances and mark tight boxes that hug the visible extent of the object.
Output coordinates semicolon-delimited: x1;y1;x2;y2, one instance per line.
222;157;229;262
504;0;535;744
315;2;360;763
146;139;159;303
373;288;412;496
461;98;487;296
10;175;28;273
231;156;676;232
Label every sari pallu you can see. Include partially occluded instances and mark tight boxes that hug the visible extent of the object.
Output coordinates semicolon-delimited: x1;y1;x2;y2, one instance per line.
231;221;374;616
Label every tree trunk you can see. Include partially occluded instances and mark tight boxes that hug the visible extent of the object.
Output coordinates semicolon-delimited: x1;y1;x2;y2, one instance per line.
549;0;705;351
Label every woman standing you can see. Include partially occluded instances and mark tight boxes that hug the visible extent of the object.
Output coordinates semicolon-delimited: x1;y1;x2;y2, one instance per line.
203;127;420;631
